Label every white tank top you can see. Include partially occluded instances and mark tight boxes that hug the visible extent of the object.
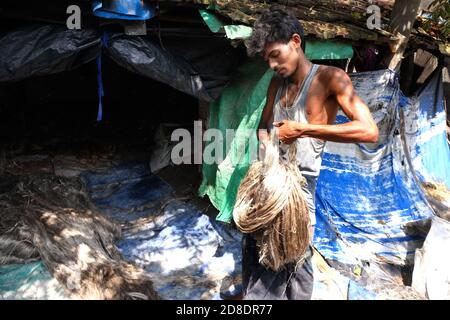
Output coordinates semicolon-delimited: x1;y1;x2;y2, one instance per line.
271;64;326;227
272;64;326;179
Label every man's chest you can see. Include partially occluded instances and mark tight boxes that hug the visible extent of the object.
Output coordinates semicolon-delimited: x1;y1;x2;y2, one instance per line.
279;82;332;124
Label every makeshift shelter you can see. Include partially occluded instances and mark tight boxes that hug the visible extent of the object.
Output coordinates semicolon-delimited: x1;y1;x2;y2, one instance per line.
0;0;248;300
0;0;449;300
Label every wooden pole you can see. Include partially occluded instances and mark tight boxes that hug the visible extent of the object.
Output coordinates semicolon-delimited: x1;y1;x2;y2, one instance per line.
443;58;450;125
386;0;421;71
385;0;422;71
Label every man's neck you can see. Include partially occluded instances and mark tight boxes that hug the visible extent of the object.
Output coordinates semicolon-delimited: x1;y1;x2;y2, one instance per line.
289;54;312;87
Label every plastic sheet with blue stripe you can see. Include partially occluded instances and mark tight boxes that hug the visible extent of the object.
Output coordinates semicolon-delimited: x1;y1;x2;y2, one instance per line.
313;69;449;266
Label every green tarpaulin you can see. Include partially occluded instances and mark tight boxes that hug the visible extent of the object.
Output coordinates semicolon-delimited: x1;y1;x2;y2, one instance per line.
305;39;354;60
199;59;274;223
0;261;67;299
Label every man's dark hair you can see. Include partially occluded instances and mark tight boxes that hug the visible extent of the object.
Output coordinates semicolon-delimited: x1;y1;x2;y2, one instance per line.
245;5;305;57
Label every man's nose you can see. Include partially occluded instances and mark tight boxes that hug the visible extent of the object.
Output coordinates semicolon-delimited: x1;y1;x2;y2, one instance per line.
269;60;278;70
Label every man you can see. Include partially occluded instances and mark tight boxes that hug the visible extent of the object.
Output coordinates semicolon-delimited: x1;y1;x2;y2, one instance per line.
241;6;379;300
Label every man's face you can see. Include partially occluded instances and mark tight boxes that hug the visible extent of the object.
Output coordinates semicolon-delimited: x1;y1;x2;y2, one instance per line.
263;36;300;78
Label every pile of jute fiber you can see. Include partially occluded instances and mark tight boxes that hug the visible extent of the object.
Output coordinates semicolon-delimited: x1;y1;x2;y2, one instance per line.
233;130;311;271
0;173;159;299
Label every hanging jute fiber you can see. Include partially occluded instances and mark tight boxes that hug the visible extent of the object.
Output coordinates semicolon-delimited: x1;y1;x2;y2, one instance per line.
233;130;311;271
0;174;159;300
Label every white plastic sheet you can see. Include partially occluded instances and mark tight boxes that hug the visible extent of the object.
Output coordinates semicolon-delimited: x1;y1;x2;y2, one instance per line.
412;216;450;299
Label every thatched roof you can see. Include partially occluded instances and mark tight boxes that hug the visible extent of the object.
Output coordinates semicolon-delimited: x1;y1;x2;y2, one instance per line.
162;0;396;41
163;0;448;55
211;0;395;40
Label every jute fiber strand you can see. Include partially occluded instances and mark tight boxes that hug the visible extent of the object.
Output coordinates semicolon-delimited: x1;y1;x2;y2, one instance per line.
233;129;311;271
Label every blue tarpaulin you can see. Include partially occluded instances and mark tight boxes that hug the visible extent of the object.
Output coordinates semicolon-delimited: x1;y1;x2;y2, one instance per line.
82;162;243;300
314;68;449;266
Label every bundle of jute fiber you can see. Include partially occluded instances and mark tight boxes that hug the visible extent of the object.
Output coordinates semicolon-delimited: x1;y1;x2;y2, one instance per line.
233;129;311;271
0;174;159;300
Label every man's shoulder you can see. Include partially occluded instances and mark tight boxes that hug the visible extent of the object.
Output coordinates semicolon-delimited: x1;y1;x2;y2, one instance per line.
317;65;347;80
316;65;351;92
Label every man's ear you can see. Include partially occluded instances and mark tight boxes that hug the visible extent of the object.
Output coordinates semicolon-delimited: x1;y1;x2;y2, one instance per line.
291;33;302;50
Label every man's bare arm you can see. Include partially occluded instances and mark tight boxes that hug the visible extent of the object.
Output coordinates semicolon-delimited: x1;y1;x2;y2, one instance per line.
275;69;379;144
257;76;281;140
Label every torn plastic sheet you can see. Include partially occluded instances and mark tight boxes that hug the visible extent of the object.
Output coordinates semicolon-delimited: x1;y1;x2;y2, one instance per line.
412;216;450;299
402;69;450;189
314;69;436;266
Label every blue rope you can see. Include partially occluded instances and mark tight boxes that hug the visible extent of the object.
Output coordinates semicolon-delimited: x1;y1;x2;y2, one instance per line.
96;32;109;122
96;55;104;122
